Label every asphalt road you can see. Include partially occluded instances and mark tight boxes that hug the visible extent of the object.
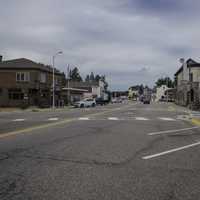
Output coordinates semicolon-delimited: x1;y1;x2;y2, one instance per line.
1;101;200;200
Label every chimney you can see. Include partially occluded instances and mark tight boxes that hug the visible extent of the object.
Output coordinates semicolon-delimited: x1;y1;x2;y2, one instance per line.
0;55;2;62
180;58;188;81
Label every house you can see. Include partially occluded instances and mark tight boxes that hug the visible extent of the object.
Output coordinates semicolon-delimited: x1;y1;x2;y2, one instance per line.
64;79;107;104
61;87;88;104
156;85;170;101
0;56;65;107
128;86;140;100
174;58;200;109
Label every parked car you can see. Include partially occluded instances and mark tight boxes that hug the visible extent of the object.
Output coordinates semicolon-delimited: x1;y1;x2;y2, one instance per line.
116;98;123;103
111;98;117;103
111;98;122;103
74;98;96;108
96;97;108;106
143;95;151;104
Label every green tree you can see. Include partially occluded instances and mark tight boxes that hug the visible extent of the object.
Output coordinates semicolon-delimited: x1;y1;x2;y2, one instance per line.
95;74;101;82
85;74;90;82
101;75;108;91
155;77;174;88
70;67;82;82
89;72;95;82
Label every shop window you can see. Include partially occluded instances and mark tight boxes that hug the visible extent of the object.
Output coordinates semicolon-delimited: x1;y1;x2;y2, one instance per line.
8;89;24;100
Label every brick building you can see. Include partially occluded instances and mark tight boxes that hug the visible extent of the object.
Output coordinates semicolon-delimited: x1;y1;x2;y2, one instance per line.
0;57;65;107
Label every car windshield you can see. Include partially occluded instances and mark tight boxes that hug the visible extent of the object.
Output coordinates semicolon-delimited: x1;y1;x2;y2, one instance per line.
1;1;199;199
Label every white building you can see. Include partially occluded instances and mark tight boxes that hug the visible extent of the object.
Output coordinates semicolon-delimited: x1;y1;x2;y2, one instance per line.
156;85;170;101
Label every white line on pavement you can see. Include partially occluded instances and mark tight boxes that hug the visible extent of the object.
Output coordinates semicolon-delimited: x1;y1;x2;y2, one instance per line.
78;117;89;120
159;117;176;121
142;141;200;160
148;126;199;136
12;119;26;122
48;118;59;121
135;117;149;121
108;117;119;120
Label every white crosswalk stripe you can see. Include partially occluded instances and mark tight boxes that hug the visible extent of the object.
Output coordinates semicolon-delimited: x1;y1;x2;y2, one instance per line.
108;117;119;120
135;117;149;121
48;118;59;121
79;117;89;120
12;119;26;122
159;117;176;121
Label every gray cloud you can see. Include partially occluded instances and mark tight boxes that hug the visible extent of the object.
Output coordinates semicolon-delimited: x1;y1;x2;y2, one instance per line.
1;0;200;90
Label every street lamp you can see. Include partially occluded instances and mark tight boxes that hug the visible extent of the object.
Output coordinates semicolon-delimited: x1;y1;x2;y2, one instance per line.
52;51;63;109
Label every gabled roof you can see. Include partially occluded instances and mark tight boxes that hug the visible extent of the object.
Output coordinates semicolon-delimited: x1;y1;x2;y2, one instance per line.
0;58;62;74
174;58;200;76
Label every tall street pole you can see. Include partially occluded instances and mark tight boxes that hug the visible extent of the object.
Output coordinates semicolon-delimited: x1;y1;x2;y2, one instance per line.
67;64;70;105
52;51;63;110
52;55;55;109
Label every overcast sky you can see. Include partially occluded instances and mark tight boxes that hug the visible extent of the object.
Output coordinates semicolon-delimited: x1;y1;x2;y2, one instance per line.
1;0;200;90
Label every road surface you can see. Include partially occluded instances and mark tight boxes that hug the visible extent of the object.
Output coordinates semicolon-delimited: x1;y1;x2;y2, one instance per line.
1;102;200;200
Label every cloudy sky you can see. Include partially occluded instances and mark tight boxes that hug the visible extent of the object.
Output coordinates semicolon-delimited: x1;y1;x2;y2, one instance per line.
1;0;200;90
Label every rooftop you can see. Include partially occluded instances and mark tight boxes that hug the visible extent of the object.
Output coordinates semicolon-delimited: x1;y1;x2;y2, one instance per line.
174;58;200;76
0;58;62;74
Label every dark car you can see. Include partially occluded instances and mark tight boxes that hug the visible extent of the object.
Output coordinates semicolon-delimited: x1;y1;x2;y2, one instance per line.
143;96;151;104
95;97;107;106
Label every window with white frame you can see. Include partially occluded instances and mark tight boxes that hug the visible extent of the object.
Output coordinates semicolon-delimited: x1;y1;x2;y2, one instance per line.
16;72;30;82
40;72;46;83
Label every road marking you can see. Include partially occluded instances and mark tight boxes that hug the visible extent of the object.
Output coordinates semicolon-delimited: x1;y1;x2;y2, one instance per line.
135;117;149;121
48;118;59;121
191;118;200;126
148;126;199;136
159;117;176;121
0;103;138;139
108;117;119;120
12;119;25;122
142;141;200;160
79;117;89;120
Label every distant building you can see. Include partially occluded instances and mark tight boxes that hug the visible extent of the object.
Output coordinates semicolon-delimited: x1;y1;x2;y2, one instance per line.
156;85;171;101
0;57;65;107
128;86;140;100
175;58;200;109
112;91;128;98
65;79;107;103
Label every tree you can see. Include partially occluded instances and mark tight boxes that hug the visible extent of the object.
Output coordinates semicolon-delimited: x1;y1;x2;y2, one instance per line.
89;72;95;82
70;67;82;82
95;74;101;82
101;75;108;91
139;84;144;95
155;77;174;88
85;75;90;82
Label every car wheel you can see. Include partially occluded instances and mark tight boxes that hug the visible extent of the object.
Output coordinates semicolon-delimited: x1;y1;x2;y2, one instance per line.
80;104;84;108
92;103;95;107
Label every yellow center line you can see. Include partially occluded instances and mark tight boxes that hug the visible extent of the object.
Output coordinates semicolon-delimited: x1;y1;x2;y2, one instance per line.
0;103;136;139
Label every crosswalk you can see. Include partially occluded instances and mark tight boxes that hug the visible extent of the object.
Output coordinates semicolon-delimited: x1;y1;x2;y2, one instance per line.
10;116;180;123
78;117;179;121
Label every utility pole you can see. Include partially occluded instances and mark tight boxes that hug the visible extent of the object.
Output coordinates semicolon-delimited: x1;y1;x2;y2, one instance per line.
52;51;63;110
52;55;55;109
166;77;169;103
67;64;70;105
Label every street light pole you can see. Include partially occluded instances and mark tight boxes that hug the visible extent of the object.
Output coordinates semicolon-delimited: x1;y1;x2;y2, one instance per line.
52;51;63;109
166;76;169;103
52;55;55;109
67;64;70;105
